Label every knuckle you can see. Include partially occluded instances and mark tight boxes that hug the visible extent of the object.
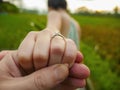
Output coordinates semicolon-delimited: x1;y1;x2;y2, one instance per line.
27;31;37;37
18;52;30;64
67;39;77;53
67;39;76;46
28;31;36;36
52;45;63;55
33;53;48;63
51;36;65;55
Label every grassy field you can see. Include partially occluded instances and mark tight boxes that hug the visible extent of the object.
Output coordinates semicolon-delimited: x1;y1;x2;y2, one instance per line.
0;14;120;90
73;15;120;75
0;14;46;49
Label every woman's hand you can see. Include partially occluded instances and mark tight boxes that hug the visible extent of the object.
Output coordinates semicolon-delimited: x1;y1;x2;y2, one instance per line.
17;30;77;73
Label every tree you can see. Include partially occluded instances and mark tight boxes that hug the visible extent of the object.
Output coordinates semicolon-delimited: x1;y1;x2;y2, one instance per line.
0;0;3;3
114;6;119;14
75;6;93;14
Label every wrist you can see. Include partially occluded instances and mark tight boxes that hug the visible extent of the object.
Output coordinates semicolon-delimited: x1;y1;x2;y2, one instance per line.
45;26;60;33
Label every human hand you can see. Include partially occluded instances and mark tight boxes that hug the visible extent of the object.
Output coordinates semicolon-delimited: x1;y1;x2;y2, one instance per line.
14;30;78;73
0;50;69;90
0;50;11;60
0;51;90;90
0;29;90;90
53;51;90;90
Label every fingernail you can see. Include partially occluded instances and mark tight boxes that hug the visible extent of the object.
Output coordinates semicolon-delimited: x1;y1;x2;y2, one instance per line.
54;64;69;84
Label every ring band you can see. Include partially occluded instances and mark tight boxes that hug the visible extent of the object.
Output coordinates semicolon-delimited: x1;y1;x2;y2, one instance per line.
51;32;65;39
50;32;66;63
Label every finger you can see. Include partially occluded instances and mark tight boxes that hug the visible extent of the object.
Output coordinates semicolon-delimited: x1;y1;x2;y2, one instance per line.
62;39;77;68
75;51;84;63
49;36;65;66
54;84;77;90
70;63;90;79
0;50;12;60
63;77;86;88
33;30;51;70
18;31;37;74
15;64;69;90
0;50;23;77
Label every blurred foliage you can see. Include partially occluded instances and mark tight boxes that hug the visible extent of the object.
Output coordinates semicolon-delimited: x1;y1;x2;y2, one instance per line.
114;6;119;15
0;2;19;13
0;14;46;50
0;14;120;90
0;0;3;3
81;42;120;90
75;6;120;16
73;15;120;75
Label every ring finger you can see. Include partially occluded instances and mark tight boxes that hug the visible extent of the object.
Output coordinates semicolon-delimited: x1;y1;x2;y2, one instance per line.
48;34;66;66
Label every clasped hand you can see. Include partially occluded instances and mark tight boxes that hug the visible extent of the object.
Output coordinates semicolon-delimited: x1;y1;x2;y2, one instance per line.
0;29;90;90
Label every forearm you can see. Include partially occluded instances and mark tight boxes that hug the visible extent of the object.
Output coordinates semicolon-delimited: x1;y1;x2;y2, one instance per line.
45;26;60;33
46;11;62;32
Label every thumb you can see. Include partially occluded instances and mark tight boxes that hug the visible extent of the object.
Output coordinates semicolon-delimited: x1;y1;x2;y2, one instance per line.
19;64;69;90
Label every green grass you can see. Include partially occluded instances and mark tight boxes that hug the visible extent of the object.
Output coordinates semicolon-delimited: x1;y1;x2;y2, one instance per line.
0;14;120;90
0;14;46;50
73;15;120;75
81;42;120;90
73;15;120;28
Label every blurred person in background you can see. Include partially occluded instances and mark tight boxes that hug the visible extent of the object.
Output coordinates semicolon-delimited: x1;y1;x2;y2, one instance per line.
47;0;80;49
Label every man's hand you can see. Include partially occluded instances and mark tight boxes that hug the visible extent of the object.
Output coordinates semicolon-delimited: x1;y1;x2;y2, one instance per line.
0;51;69;90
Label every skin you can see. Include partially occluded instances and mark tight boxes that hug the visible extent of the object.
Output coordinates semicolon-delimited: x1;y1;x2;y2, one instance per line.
0;6;90;90
47;8;81;38
0;29;90;90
